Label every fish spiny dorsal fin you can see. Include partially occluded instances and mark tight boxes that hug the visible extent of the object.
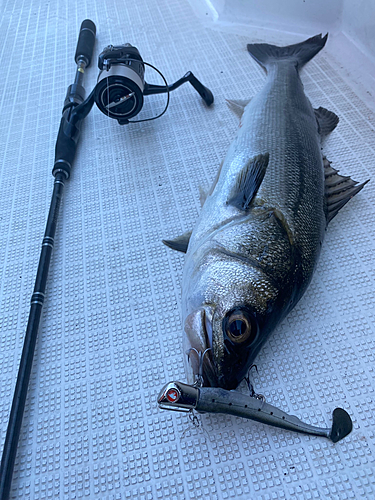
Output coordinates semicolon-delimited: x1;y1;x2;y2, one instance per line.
228;153;269;211
314;107;339;136
162;230;192;253
324;156;370;223
226;99;251;119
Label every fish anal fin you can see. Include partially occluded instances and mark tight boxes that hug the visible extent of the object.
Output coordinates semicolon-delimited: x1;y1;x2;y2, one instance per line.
228;153;269;211
324;156;370;223
162;231;192;253
315;107;339;136
226;99;251;119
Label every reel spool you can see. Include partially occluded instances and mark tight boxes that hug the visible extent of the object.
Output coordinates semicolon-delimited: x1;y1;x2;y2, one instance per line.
95;44;146;124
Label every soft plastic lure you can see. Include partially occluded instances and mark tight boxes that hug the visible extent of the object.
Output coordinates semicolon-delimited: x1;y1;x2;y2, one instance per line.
158;381;352;443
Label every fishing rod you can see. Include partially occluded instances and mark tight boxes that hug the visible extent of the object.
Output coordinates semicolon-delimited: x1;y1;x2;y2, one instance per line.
0;19;97;500
0;20;213;499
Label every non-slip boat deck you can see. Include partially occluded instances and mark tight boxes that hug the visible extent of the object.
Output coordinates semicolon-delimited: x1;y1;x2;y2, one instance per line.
0;0;374;498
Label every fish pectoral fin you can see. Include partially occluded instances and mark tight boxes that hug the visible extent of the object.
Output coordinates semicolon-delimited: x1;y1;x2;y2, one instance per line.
226;99;251;119
314;107;339;136
324;156;370;223
162;230;192;253
228;153;270;211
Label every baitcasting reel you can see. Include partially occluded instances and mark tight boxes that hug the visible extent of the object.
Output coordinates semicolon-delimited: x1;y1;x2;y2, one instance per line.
93;43;214;124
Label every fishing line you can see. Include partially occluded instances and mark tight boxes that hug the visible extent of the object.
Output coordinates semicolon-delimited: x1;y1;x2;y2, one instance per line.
126;60;170;123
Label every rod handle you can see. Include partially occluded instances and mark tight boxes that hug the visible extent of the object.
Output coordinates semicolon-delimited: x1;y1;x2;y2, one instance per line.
75;19;96;67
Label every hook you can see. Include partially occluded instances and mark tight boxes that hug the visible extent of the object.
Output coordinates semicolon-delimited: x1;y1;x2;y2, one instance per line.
186;347;212;387
245;364;265;402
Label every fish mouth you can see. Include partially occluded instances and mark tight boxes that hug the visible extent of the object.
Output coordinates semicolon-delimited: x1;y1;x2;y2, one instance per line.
183;307;217;387
183;306;246;389
184;306;256;389
184;306;258;390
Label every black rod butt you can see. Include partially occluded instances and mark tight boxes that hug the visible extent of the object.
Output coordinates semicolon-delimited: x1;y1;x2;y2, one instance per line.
75;19;96;67
330;408;353;443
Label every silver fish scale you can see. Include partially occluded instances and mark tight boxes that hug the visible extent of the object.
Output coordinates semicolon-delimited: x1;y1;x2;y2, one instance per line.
187;62;326;295
182;60;330;386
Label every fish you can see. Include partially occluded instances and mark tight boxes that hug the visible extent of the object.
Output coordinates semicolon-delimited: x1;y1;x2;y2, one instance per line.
163;34;369;391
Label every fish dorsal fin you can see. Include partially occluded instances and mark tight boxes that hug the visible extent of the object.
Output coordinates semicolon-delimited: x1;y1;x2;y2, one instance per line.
228;153;269;211
162;231;192;253
226;99;251;119
324;156;369;223
315;107;339;136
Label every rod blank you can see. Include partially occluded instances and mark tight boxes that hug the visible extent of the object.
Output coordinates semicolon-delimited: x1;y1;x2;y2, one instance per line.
0;173;65;500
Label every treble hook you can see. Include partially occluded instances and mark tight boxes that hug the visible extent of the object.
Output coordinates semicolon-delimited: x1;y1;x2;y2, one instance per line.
245;364;265;402
188;409;201;428
187;347;212;387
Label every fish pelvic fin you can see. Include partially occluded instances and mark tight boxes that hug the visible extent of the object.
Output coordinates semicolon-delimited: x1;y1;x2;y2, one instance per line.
162;230;192;253
247;33;328;71
228;153;269;211
199;159;226;208
324;156;370;223
199;185;208;207
315;107;339;136
226;99;251;119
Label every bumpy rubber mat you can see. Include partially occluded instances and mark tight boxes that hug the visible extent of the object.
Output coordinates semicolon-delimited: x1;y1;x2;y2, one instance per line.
0;1;374;498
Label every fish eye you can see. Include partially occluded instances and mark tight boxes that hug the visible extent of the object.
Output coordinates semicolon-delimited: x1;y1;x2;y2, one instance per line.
223;308;257;344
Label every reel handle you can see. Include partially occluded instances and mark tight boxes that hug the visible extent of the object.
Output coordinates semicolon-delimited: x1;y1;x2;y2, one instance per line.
75;19;96;67
144;71;214;107
184;71;214;106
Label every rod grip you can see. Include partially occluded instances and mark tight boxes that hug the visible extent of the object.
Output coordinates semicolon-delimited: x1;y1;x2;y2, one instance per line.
75;19;96;67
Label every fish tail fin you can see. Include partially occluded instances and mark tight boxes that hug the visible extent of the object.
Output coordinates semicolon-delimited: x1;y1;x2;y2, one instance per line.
247;34;328;71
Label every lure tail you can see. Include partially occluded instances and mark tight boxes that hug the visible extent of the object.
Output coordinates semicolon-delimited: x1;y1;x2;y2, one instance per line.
247;33;328;71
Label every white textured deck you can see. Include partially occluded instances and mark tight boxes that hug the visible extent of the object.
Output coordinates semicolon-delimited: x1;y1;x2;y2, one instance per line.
0;0;374;498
